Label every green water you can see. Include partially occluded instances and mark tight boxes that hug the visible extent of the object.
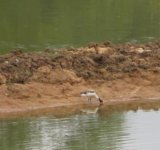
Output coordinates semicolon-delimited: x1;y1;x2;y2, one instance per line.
0;0;160;53
0;109;160;150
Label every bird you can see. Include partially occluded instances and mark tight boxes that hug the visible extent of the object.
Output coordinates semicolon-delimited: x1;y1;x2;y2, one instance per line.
80;90;103;104
81;107;99;114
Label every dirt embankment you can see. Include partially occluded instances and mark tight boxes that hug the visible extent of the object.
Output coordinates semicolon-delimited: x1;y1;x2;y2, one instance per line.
0;41;160;116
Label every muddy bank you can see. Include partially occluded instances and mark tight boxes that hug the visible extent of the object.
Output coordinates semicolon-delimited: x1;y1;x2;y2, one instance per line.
1;98;160;120
0;41;160;117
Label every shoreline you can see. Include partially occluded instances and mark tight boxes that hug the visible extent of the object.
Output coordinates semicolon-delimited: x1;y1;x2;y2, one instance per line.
0;77;160;118
0;96;160;119
0;41;160;118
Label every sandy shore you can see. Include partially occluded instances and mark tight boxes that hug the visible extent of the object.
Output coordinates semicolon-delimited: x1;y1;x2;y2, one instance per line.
0;73;160;118
0;41;160;118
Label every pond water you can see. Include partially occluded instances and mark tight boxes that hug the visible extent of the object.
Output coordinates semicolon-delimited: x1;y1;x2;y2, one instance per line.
0;0;160;53
0;107;160;150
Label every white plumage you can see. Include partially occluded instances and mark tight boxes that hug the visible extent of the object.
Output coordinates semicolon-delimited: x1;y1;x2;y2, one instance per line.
81;90;103;103
81;107;99;114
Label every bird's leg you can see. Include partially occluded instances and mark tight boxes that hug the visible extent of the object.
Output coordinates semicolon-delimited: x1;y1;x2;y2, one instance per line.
88;97;91;103
90;97;92;103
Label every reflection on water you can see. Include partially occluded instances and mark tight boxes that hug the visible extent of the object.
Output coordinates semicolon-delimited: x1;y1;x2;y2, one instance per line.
0;0;160;52
0;112;126;150
1;102;160;150
81;106;99;114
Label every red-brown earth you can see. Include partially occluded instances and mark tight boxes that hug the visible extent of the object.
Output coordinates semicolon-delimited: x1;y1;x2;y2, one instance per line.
0;41;160;118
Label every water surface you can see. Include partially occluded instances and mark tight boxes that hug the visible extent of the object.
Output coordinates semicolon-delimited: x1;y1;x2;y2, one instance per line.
0;0;160;53
0;107;160;150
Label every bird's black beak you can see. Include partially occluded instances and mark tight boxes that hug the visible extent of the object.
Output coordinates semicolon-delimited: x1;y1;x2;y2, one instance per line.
99;98;103;104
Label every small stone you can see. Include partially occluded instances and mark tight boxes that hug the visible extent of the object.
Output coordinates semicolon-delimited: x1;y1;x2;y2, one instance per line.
4;61;9;64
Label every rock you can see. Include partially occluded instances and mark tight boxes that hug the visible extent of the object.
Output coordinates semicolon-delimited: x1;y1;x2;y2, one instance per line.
36;65;52;73
83;47;95;53
95;47;114;55
130;47;152;53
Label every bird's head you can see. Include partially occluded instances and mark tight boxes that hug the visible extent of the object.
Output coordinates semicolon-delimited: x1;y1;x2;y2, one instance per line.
98;97;103;104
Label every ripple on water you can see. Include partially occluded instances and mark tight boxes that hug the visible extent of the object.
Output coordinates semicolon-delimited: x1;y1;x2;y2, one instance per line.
1;109;160;150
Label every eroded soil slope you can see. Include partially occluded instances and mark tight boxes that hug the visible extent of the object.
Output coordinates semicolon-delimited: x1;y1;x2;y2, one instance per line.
0;41;160;115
